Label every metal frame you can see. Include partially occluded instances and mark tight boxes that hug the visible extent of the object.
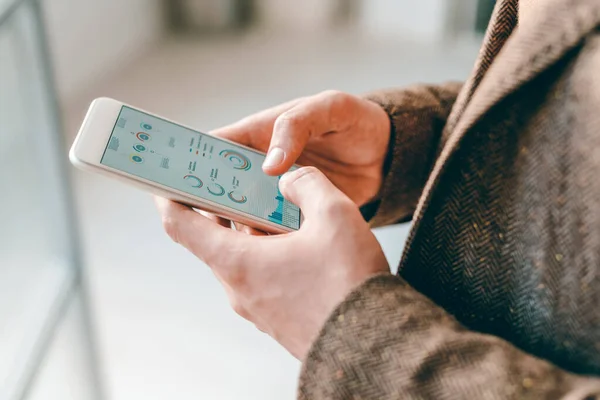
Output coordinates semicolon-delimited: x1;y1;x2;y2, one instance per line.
0;0;104;398
0;0;25;26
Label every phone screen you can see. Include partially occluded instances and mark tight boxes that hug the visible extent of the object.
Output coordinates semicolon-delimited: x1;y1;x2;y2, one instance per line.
100;106;301;230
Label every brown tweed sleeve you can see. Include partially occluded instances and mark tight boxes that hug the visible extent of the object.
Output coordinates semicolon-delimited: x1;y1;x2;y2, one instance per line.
298;275;600;399
360;82;463;227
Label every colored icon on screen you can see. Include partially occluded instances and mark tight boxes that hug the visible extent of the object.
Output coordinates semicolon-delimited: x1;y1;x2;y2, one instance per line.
130;154;144;164
227;190;247;204
183;174;203;188
136;132;151;141
207;183;225;196
220;149;251;171
133;144;147;152
140;122;153;130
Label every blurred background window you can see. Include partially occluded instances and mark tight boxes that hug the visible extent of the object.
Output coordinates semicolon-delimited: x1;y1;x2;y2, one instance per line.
475;0;496;34
0;1;494;399
0;0;102;399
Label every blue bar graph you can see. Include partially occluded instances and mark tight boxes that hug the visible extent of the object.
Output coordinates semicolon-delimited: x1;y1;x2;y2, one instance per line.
268;193;285;224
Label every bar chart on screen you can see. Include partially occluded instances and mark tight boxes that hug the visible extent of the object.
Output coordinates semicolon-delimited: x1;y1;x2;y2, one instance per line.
268;194;285;224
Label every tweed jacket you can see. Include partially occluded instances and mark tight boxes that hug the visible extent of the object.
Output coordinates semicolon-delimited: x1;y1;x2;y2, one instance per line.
298;0;600;398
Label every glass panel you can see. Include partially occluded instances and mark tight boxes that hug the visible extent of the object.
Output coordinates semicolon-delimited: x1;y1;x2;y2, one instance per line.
0;1;99;399
26;291;97;400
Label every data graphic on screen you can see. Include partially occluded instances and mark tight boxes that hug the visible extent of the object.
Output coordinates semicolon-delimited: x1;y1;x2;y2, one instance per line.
100;106;301;229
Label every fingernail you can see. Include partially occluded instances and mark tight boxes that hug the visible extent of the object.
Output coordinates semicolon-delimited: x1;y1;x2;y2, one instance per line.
263;147;285;169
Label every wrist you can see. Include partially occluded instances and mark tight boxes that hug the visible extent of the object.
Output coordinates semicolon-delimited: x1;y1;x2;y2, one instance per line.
359;100;396;220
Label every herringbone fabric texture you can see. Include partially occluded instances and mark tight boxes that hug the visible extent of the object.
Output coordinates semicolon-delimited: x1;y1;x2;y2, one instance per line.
443;0;519;139
364;82;463;226
298;0;600;398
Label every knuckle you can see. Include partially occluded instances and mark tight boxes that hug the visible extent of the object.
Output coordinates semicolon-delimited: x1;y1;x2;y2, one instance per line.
274;112;302;132
255;324;267;334
203;232;238;263
323;197;356;219
281;166;320;189
230;298;250;320
322;90;354;106
219;246;249;283
225;265;248;290
295;165;320;179
161;216;181;243
206;240;252;286
321;89;344;99
245;294;265;314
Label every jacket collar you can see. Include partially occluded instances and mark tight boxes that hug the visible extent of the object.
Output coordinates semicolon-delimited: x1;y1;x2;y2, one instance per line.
444;0;519;137
451;0;600;142
401;0;600;268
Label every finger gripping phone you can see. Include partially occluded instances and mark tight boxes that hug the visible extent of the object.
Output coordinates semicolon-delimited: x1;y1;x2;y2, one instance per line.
70;98;302;233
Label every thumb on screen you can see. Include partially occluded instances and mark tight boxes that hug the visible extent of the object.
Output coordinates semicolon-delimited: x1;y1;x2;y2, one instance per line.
278;167;352;221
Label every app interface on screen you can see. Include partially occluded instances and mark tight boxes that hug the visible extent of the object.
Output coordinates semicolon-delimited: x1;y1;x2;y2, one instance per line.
100;106;301;230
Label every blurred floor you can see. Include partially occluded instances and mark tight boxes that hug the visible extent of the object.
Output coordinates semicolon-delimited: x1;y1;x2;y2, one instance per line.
63;30;479;399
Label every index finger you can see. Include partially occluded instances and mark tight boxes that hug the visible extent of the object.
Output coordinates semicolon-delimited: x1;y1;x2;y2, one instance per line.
262;91;359;176
210;98;305;152
155;197;257;274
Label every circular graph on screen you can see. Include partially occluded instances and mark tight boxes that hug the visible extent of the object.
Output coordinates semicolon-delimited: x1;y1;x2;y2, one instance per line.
183;175;203;188
130;154;144;164
227;191;247;204
207;183;225;196
136;132;151;142
220;149;251;171
133;144;147;152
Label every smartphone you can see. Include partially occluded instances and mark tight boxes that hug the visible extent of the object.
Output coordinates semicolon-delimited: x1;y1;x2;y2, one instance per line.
69;97;303;233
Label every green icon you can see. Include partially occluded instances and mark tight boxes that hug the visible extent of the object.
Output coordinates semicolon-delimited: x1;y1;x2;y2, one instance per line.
133;144;147;152
130;155;144;163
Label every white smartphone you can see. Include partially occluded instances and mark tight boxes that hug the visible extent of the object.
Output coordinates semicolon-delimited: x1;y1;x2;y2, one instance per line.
70;97;303;233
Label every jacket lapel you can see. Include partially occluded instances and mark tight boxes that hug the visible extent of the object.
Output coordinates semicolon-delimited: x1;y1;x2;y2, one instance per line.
449;0;600;145
401;0;600;268
443;0;518;138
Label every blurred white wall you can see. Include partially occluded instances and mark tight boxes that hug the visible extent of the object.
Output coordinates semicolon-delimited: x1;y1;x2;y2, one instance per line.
41;0;481;103
255;0;341;32
42;0;163;101
359;0;449;41
253;0;471;39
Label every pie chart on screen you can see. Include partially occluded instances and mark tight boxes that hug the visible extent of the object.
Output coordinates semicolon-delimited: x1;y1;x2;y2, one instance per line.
183;174;203;188
220;150;251;171
227;190;247;204
136;132;151;141
207;183;225;196
133;144;147;152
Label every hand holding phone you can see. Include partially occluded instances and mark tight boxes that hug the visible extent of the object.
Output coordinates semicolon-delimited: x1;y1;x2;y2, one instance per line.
154;165;390;360
210;90;391;208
